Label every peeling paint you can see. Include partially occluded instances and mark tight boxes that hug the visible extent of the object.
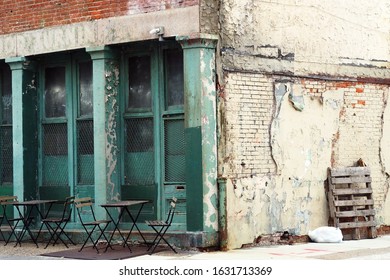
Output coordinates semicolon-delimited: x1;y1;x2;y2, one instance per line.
104;61;120;200
223;77;350;249
201;45;218;232
288;86;305;111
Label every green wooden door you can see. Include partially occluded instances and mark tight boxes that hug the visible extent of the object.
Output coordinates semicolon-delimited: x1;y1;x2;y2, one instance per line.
121;45;186;229
0;63;13;224
122;53;156;223
38;54;94;215
0;64;13;196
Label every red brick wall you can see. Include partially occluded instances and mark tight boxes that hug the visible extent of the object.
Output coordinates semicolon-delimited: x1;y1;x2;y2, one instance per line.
0;0;199;35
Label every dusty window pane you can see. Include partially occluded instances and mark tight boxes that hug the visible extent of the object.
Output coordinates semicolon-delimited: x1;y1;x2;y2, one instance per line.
165;50;184;109
79;61;93;117
128;56;151;111
43;123;68;155
164;119;185;182
1;127;13;183
45;67;66;118
1;66;12;125
78;120;94;155
125;118;154;153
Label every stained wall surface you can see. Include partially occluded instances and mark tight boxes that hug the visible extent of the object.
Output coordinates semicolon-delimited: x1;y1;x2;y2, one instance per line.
218;0;390;249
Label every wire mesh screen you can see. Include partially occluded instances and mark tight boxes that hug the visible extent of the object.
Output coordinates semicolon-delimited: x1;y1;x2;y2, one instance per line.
42;123;68;186
124;117;155;185
77;119;94;185
164;118;185;182
0;126;12;183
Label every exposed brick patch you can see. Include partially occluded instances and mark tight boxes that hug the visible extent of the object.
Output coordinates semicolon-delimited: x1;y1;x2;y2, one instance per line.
377;225;390;235
223;73;276;178
242;233;310;248
0;0;199;35
357;99;366;106
356;87;364;93
223;73;389;209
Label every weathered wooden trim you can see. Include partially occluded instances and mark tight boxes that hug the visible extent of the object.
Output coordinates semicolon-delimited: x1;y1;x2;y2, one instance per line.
330;167;371;177
339;221;377;229
335;209;375;218
332;188;373;195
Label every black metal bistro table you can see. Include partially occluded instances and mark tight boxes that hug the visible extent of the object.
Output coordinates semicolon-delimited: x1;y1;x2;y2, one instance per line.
100;200;150;252
11;199;58;247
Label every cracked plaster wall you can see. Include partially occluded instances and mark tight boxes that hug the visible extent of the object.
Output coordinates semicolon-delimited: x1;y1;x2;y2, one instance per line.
219;0;390;249
221;76;390;249
219;0;390;78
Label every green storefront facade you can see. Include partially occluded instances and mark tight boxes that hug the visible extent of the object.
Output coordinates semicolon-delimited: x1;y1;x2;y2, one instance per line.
0;30;219;248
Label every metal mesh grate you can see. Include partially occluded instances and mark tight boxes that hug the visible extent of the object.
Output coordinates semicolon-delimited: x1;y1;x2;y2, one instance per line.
43;123;68;155
42;123;68;186
77;120;94;185
164;119;185;182
0;126;12;183
124;117;155;185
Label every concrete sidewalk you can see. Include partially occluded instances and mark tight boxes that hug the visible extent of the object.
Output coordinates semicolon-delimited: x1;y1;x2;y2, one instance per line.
136;234;390;260
1;234;390;260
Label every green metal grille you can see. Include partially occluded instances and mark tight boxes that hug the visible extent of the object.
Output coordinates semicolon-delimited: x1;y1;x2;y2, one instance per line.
0;126;12;183
42;123;68;186
164;118;185;182
77;119;94;185
124;117;154;185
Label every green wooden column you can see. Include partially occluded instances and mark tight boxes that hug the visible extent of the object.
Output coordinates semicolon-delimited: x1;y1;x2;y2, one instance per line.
6;57;38;201
178;35;219;240
87;46;120;219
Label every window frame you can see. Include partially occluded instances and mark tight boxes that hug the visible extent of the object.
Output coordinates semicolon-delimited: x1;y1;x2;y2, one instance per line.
0;63;13;185
37;52;94;188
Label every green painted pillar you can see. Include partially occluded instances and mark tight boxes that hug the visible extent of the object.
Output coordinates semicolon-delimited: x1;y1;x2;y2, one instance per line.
178;35;219;234
6;57;38;201
87;46;120;219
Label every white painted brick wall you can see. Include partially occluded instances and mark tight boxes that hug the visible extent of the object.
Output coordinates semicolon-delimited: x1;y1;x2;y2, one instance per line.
221;72;276;178
221;73;390;209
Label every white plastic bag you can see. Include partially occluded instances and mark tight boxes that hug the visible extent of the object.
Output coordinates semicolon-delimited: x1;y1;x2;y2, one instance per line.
308;226;343;243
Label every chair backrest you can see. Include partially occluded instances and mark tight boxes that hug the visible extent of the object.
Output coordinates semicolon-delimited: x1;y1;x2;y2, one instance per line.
0;196;18;204
0;196;19;224
0;196;18;212
74;197;96;222
165;197;177;225
60;196;75;221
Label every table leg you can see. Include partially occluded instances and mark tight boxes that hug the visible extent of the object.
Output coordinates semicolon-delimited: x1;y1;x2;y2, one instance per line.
104;207;132;252
14;205;39;248
2;205;22;246
35;201;56;241
124;203;147;245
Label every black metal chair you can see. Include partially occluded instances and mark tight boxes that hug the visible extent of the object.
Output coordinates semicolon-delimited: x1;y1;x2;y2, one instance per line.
74;197;112;253
0;196;9;242
41;196;75;249
146;197;178;254
0;196;24;246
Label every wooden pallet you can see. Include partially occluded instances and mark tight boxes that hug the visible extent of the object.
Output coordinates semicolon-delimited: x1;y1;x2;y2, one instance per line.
327;167;377;240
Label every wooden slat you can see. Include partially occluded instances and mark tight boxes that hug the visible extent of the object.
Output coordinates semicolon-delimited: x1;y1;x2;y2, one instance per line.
335;209;375;217
332;188;373;195
327;166;376;240
334;199;374;207
338;220;376;229
330;167;371;177
331;176;372;184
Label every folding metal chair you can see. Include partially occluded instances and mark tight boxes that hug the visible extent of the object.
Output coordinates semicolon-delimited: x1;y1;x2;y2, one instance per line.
41;196;75;249
0;196;24;246
0;196;9;242
0;196;9;241
146;197;178;254
74;197;112;253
